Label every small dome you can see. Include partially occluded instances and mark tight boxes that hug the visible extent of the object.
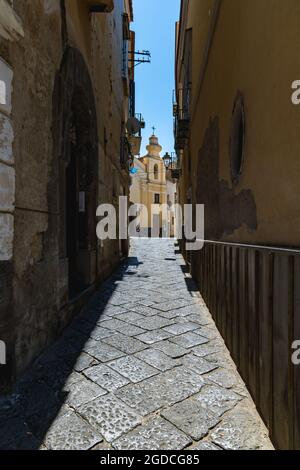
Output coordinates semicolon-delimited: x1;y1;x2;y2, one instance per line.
149;134;159;146
146;133;162;158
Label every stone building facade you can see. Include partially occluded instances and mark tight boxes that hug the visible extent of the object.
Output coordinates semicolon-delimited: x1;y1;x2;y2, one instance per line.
175;0;300;450
0;0;136;390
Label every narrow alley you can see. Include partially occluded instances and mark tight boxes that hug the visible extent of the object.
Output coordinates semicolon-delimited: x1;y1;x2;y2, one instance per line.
3;0;300;456
0;239;273;450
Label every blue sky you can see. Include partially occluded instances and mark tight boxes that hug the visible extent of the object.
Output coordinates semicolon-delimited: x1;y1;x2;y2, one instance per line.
132;0;180;156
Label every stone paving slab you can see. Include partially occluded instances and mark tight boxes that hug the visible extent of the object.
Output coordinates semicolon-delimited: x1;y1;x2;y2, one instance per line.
130;305;162;316
163;322;200;335
113;417;192;450
182;354;218;375
0;239;273;450
192;340;225;358
83;364;130;392
205;367;240;389
115;311;145;324
103;333;147;355
43;410;103;450
116;324;146;337
100;306;130;318
135;329;173;344
135;348;182;372
63;378;107;408
116;367;206;416
83;340;125;363
77;394;141;443
189;441;221;451
162;398;221;441
89;326;115;341
130;316;174;331
108;356;159;383
195;385;242;417
170;331;209;349
152;299;198;312
72;352;99;373
210;400;274;450
153;340;190;358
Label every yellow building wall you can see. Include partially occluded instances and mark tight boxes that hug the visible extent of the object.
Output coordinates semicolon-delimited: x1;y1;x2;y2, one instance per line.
179;0;300;247
130;148;169;234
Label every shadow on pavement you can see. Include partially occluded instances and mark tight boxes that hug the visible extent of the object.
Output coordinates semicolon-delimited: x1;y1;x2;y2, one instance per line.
0;257;137;450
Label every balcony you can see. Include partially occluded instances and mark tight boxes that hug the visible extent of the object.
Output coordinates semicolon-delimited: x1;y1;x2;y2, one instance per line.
81;0;114;13
173;87;191;151
174;117;190;150
120;136;133;170
166;152;182;180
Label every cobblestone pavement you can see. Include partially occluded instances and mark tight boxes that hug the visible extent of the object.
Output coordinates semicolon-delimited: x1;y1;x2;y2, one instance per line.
0;239;274;450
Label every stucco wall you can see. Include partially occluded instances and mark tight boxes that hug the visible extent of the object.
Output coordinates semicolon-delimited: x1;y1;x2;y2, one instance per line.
179;0;300;247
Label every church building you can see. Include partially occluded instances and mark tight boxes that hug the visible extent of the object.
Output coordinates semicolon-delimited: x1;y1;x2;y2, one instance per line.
130;132;176;237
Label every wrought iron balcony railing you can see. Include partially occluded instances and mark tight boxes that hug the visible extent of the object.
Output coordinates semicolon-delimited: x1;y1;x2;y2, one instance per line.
167;152;182;179
120;136;133;170
134;113;145;136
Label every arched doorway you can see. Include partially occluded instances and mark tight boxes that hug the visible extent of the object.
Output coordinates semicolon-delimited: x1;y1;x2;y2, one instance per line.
53;47;98;300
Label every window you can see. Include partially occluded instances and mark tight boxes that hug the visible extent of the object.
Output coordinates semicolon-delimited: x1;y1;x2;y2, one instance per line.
230;92;245;185
154;194;160;204
154;164;159;180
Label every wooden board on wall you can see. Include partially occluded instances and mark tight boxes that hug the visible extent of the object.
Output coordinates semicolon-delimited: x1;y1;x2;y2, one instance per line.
258;251;273;432
225;246;232;352
194;241;300;450
220;245;226;339
231;247;239;367
238;249;249;383
272;253;291;450
293;256;300;449
248;249;259;403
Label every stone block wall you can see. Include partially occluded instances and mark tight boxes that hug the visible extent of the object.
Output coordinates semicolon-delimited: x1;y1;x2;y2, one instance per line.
0;0;131;390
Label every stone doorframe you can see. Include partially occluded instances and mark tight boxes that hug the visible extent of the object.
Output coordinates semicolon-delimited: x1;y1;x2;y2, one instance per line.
52;46;99;306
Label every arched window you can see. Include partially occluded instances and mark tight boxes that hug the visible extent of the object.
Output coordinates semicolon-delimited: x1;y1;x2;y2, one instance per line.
154;164;159;180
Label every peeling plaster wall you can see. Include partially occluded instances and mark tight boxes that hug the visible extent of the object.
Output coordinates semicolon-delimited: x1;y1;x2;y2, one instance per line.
196;117;257;240
178;0;300;247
